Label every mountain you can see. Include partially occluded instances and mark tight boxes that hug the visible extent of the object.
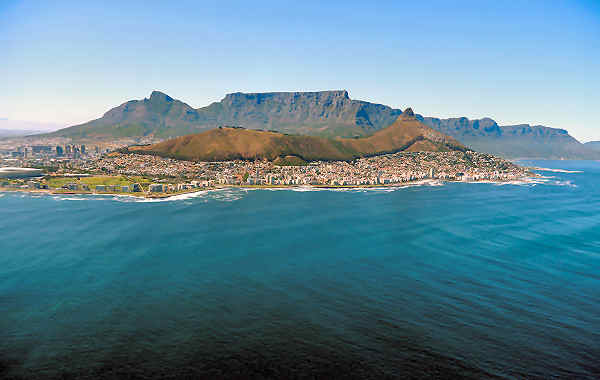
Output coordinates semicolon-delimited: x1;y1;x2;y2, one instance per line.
0;129;45;138
584;141;600;151
197;90;402;137
48;90;596;159
0;119;63;138
51;90;402;139
418;116;599;159
127;109;465;162
50;91;203;139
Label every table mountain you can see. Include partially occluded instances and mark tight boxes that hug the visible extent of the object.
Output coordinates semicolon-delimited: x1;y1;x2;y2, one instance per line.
48;90;598;159
51;90;401;139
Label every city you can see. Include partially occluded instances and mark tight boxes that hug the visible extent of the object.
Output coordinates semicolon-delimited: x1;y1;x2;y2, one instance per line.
0;138;531;197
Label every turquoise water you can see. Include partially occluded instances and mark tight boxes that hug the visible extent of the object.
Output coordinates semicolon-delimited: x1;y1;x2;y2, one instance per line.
1;160;599;379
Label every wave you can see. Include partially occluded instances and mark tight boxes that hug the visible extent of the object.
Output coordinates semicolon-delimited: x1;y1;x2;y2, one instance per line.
4;174;578;205
533;167;584;174
52;196;90;201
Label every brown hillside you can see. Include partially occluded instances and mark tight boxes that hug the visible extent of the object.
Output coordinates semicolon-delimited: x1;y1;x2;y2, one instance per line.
129;109;465;162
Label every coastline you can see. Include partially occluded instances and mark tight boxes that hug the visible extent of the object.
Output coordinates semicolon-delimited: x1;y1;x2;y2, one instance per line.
0;175;538;200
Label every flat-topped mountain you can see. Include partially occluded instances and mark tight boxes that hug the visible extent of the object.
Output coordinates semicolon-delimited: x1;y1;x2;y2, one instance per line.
199;90;402;137
128;109;465;162
51;90;401;139
48;90;597;159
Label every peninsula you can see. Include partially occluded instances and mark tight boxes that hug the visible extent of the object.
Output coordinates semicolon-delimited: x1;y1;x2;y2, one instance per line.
0;109;533;198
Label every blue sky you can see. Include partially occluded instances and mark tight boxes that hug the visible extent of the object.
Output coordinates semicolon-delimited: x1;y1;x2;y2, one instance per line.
1;0;598;141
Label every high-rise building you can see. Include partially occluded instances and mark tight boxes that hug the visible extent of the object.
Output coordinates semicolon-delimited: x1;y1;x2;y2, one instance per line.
56;146;63;156
81;145;86;154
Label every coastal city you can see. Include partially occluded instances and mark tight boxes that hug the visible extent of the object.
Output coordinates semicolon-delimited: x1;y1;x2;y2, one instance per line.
0;137;531;197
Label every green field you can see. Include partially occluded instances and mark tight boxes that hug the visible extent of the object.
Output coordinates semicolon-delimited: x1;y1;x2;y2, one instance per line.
45;175;152;190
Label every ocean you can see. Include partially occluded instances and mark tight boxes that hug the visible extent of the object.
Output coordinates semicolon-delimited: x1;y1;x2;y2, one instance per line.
1;160;599;379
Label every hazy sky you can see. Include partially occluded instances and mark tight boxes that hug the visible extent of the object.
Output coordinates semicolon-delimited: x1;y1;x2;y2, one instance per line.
1;0;599;141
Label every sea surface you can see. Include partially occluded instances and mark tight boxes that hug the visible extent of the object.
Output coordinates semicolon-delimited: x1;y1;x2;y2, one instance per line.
1;160;599;379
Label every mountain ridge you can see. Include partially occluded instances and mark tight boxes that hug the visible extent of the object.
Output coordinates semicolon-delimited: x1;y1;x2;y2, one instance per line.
47;90;598;159
417;115;598;159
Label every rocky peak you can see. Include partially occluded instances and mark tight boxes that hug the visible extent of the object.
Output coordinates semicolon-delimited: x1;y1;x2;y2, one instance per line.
400;107;416;120
148;91;173;103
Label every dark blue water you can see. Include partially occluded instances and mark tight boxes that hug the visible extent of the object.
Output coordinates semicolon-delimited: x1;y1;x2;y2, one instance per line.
1;160;599;379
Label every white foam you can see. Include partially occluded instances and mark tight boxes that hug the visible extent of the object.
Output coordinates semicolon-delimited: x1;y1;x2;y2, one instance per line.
113;190;213;203
533;167;583;174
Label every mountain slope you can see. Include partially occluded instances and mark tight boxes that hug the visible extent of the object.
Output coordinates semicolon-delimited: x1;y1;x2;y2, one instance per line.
584;141;600;151
52;91;204;139
196;91;402;137
48;90;596;159
50;90;402;139
418;116;599;159
128;109;465;162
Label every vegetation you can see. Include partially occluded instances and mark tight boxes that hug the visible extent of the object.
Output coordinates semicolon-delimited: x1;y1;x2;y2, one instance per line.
129;113;465;162
44;175;152;189
273;155;308;166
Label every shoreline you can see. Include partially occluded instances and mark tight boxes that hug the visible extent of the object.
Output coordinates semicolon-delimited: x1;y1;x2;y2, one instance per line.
0;175;538;200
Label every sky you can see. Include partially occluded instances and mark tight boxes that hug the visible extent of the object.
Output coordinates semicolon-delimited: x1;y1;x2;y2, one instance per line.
1;0;599;141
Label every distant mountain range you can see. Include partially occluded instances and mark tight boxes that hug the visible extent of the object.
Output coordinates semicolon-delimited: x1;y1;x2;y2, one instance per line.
584;141;600;151
0;129;43;138
128;109;465;162
0;119;63;138
418;116;598;160
47;90;598;159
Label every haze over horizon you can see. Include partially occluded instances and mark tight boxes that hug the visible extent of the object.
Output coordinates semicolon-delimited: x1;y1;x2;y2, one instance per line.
1;0;598;141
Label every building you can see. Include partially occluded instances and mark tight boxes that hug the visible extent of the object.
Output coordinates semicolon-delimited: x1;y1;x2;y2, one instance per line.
131;183;142;192
26;181;40;189
32;146;52;154
95;185;106;192
149;183;163;192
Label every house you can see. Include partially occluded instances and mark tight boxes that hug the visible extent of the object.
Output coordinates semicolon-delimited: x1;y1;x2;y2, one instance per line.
27;181;40;189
